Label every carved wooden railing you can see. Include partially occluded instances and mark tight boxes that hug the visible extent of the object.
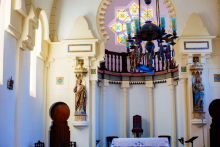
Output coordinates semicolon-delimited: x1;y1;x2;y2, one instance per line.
99;49;177;73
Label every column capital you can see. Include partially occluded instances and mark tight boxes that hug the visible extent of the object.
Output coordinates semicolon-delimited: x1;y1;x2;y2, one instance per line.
166;78;177;86
99;79;109;87
90;80;97;84
180;78;187;83
121;81;129;89
145;80;154;88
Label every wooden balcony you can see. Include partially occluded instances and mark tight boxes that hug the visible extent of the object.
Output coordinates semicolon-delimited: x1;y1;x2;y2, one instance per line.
98;49;178;77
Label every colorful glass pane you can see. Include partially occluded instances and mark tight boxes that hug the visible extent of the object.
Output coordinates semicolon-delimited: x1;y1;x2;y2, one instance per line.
117;33;127;44
141;10;153;22
130;3;139;18
117;10;131;22
112;3;156;44
110;22;124;33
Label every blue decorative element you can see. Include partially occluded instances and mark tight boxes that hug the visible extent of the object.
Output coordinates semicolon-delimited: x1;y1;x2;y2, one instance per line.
184;41;209;50
145;41;155;50
160;15;166;29
56;77;64;85
68;44;93;52
171;17;177;31
124;36;130;48
126;21;132;35
193;76;204;112
137;64;154;75
214;74;220;82
134;17;140;31
181;66;187;72
145;0;152;4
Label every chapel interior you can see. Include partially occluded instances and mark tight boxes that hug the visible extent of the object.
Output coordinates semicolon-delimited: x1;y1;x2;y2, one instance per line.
1;0;220;147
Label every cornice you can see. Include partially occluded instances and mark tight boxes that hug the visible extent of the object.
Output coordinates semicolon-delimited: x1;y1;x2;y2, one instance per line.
5;24;21;40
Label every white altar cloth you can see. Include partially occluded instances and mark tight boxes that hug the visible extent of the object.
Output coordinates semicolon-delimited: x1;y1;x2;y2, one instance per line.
111;138;170;147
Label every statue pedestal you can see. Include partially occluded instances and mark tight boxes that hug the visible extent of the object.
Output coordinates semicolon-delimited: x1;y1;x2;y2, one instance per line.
73;121;89;130
191;112;207;128
74;113;86;121
73;113;88;130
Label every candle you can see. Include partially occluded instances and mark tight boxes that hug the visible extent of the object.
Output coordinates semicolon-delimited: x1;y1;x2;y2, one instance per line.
124;36;130;48
171;17;177;31
160;15;166;29
126;21;132;35
134;17;140;31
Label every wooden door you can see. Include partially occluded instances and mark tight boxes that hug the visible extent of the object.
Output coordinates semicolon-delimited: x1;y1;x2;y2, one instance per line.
50;102;70;147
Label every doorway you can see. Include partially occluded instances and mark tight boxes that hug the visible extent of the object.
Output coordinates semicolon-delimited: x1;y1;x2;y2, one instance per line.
50;102;70;147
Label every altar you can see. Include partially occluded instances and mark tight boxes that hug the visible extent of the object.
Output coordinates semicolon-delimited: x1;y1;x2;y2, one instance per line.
110;138;170;147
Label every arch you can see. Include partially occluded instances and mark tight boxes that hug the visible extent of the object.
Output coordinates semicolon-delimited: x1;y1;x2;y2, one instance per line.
96;0;178;44
182;12;210;36
35;8;50;61
49;0;59;42
36;8;50;41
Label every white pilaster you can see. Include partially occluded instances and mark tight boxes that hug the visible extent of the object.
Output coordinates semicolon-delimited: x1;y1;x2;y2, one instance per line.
99;79;109;147
91;80;96;147
121;81;130;138
167;78;177;147
181;78;190;147
145;81;154;137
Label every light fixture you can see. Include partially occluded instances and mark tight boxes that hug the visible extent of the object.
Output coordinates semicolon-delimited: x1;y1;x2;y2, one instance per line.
125;0;178;74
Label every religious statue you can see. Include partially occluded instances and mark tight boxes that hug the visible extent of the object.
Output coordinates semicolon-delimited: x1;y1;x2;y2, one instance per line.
193;74;204;112
74;79;86;114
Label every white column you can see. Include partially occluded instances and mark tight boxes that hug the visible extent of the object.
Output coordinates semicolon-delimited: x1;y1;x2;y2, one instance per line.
167;78;177;147
99;79;109;147
145;81;154;137
121;81;130;138
91;80;96;147
181;78;189;147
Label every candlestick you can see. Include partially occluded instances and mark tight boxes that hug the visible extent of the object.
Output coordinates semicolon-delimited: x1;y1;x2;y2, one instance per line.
126;21;132;35
171;17;177;31
160;15;166;29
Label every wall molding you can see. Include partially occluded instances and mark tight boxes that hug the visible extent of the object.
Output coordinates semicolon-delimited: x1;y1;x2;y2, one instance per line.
5;24;21;40
96;0;178;44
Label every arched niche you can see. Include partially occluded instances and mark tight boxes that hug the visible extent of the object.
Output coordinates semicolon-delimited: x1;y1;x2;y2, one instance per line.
182;12;210;36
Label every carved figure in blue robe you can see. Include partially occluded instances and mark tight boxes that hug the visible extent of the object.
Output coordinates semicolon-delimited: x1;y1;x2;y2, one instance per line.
193;76;204;112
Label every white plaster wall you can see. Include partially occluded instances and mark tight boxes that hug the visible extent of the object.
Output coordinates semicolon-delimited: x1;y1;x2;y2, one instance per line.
101;83;182;141
46;45;91;147
127;85;149;138
56;0;103;41
19;50;44;147
173;0;219;36
153;83;172;137
0;31;45;147
46;58;75;147
105;84;123;138
0;32;16;147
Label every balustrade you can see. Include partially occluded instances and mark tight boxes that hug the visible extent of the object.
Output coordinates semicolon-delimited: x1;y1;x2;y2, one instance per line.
99;49;177;73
